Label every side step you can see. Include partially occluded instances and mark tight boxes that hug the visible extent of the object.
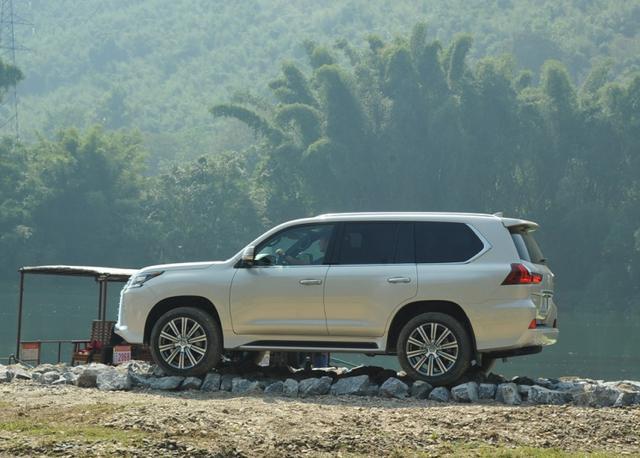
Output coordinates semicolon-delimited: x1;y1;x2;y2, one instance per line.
240;340;379;350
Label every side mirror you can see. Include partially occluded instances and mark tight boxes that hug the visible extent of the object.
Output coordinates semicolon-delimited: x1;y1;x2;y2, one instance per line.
242;246;256;266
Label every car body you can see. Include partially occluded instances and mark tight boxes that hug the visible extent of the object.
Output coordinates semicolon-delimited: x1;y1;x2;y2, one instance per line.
116;212;558;385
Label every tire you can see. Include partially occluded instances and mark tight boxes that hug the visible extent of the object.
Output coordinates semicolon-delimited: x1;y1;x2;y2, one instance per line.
397;312;472;386
150;306;221;376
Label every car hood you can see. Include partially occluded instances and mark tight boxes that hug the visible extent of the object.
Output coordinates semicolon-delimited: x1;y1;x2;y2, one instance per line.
138;261;225;273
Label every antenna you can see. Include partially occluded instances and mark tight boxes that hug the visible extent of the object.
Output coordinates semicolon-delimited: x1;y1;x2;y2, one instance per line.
0;0;31;142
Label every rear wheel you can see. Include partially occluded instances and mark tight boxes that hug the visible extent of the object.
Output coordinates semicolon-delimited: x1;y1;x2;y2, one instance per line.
397;312;472;386
150;306;221;376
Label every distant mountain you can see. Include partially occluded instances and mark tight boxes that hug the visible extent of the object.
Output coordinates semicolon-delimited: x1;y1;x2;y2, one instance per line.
10;0;640;164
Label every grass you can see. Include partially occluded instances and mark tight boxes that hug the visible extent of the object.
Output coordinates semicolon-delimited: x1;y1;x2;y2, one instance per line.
385;443;638;458
0;419;146;444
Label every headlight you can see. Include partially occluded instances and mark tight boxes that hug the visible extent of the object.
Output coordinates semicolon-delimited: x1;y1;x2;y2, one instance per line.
128;271;164;288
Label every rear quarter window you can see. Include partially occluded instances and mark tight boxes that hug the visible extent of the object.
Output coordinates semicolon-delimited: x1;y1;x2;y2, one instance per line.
510;229;546;264
415;222;485;263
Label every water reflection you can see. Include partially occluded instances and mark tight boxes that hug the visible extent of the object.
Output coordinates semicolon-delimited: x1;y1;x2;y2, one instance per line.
1;278;638;380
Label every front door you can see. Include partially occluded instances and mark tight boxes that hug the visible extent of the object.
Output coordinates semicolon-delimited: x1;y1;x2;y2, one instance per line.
323;221;417;337
230;223;336;336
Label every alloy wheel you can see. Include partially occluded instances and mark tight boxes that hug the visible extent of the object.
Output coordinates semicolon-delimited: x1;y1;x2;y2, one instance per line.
405;322;459;377
158;317;208;370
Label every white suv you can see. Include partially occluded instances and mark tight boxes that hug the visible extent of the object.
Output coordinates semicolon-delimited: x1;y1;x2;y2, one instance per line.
116;212;558;385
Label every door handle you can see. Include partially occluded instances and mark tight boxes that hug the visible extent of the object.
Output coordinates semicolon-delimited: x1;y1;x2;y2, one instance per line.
299;279;323;285
387;277;411;284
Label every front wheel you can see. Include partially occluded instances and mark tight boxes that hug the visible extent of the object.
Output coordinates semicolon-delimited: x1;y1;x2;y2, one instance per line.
397;312;472;386
150;306;222;376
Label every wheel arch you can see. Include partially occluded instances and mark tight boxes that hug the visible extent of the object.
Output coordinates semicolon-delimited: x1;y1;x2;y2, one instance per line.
144;295;222;345
386;300;477;354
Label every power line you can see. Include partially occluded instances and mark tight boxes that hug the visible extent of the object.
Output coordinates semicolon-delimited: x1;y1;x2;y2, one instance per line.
0;0;32;142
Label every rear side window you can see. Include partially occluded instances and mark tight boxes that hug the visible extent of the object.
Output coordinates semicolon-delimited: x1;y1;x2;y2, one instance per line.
510;229;546;264
336;222;414;265
415;222;484;263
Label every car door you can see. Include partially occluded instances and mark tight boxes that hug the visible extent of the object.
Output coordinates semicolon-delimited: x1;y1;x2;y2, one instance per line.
229;223;336;336
323;221;417;337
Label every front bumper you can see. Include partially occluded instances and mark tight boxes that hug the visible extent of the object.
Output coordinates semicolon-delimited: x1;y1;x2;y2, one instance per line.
115;286;157;344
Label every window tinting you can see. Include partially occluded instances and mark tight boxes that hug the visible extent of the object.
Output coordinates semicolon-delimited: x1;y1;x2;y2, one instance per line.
511;229;545;264
337;222;413;265
415;222;484;263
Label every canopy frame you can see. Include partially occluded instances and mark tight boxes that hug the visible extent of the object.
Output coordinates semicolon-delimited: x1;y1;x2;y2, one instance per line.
15;265;137;360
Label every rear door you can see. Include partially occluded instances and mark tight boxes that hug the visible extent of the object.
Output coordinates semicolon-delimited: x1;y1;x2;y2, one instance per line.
323;221;417;337
509;225;556;323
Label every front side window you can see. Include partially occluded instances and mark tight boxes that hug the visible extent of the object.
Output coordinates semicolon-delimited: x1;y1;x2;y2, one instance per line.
415;222;484;263
336;222;414;265
254;224;335;266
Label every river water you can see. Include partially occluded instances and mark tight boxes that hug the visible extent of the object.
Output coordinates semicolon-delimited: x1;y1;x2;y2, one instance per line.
0;276;638;380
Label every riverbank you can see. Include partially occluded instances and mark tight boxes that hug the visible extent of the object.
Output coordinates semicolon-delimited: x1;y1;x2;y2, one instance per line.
1;381;639;457
1;363;639;456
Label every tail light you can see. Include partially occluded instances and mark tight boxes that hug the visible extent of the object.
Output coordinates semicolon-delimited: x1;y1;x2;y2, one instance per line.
528;319;537;329
502;263;543;285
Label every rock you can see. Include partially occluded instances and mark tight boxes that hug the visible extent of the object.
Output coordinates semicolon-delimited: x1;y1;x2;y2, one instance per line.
220;374;234;391
52;378;70;386
283;378;299;398
478;383;497;400
128;371;151;387
147;376;185;390
0;367;11;383
533;377;558;389
379;377;409;399
614;392;637;407
264;381;284;395
96;369;132;391
31;372;43;383
298;376;332;398
10;367;32;380
181;377;202;390
364;383;379;397
152;365;167;377
410;380;433;399
231;378;263;394
428;386;451;402
511;376;535;386
76;364;109;388
571;385;621;407
529;385;569;405
32;364;59;374
451;382;479;403
121;360;153;375
42;371;62;385
345;365;398;385
517;385;531;399
552;381;581;391
330;375;371;396
496;383;522;405
201;373;222;392
61;371;79;385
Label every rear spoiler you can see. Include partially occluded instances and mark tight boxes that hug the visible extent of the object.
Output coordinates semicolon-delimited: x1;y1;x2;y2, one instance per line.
497;216;539;232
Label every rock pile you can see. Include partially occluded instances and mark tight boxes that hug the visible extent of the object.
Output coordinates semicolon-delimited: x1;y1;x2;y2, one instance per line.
1;361;639;408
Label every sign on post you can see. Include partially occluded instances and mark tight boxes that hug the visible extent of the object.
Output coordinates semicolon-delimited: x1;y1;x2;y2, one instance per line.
112;345;132;365
21;342;41;365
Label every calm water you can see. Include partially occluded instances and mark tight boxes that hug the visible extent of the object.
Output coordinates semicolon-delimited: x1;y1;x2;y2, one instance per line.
1;277;638;380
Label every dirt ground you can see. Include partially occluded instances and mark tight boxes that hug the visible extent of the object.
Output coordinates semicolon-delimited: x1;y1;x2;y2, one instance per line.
0;381;639;457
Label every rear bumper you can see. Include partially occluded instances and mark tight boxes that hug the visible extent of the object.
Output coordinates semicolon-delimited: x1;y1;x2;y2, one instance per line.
480;326;559;355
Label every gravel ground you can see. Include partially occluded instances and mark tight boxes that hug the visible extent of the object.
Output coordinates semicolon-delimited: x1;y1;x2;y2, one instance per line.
1;381;639;457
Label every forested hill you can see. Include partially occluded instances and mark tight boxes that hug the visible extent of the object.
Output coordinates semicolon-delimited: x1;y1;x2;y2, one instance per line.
0;2;638;316
12;0;640;164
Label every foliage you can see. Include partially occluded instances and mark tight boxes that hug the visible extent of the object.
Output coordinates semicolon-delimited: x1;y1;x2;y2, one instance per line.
210;24;640;311
10;0;640;164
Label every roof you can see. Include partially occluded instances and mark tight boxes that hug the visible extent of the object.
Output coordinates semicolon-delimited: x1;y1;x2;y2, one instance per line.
317;211;495;218
19;265;138;282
